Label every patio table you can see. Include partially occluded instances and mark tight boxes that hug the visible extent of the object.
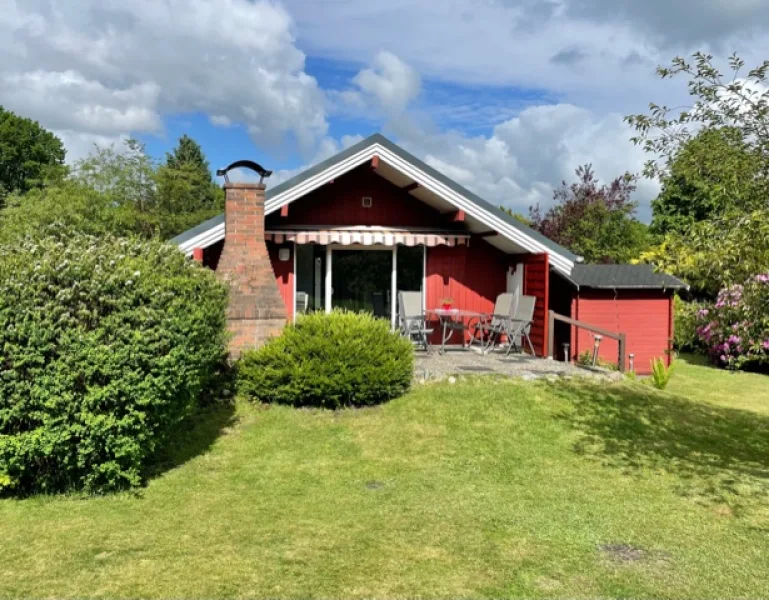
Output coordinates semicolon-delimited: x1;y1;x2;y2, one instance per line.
425;308;487;354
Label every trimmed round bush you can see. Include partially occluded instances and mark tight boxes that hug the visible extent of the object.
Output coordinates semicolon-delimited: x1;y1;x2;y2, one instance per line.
0;232;228;494
237;310;414;408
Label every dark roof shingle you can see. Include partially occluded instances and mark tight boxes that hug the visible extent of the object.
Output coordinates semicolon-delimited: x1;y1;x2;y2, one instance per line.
563;264;688;290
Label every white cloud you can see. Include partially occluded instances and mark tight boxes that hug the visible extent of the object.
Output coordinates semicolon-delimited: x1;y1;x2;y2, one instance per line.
390;102;658;220
350;51;422;115
1;0;328;153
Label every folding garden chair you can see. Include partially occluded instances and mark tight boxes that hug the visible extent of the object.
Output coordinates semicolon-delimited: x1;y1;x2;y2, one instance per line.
478;293;514;351
505;295;537;356
398;291;433;352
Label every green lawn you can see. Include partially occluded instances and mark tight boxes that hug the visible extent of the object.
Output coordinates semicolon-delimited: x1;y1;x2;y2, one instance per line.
2;355;769;598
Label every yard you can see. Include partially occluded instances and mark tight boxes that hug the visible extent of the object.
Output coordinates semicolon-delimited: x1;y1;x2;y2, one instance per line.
2;355;769;598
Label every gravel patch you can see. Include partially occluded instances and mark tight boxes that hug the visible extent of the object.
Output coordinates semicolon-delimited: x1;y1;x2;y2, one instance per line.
414;348;621;383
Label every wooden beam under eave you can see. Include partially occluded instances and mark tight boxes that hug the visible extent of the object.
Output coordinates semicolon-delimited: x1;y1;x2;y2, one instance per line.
280;205;289;218
479;230;499;238
370;155;380;170
448;210;465;222
402;182;420;192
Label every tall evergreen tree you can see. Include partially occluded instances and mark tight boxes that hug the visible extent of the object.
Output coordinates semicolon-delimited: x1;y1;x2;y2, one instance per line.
165;134;212;180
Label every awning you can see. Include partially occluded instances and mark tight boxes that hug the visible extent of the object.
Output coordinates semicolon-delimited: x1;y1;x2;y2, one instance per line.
265;229;470;247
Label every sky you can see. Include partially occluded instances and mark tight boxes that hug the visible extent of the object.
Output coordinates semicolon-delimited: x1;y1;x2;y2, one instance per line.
2;0;768;221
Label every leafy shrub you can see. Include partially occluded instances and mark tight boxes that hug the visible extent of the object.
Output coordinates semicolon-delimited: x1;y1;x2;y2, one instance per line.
576;350;618;371
695;273;769;369
238;310;414;408
674;295;705;352
0;232;228;494
649;357;675;390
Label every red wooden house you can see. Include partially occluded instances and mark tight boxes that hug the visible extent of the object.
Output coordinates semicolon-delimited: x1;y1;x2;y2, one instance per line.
172;134;685;373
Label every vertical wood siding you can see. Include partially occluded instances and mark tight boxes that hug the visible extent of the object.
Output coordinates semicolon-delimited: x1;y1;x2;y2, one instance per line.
265;165;456;229
514;253;550;356
268;242;294;321
425;239;508;343
572;290;673;374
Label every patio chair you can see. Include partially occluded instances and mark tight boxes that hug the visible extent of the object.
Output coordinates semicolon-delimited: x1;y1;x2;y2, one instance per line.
295;291;309;315
505;295;537;356
482;294;537;356
398;291;433;352
479;293;514;352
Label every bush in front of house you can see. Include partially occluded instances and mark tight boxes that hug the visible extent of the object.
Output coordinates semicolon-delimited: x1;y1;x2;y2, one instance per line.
673;295;706;352
237;310;414;409
0;231;228;495
695;273;769;369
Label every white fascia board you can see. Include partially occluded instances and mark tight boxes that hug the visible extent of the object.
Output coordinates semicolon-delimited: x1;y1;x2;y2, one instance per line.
178;222;225;256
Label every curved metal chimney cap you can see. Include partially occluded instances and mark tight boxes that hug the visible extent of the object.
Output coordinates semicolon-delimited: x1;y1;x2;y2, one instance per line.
216;160;273;184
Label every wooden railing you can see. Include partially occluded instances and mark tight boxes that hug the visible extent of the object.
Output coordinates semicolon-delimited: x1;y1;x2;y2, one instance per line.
547;310;627;372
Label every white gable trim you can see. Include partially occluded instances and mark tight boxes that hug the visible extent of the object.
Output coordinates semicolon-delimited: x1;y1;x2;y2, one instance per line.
179;142;575;275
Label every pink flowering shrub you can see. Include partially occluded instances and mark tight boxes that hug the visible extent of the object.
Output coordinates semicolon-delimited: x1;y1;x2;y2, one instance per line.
695;273;769;369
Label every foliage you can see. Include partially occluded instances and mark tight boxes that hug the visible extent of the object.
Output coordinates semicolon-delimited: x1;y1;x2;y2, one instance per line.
529;164;650;263
694;273;769;370
649;357;676;390
238;310;413;408
651;127;768;235
0;231;228;494
498;205;532;226
1;136;224;241
576;350;618;371
639;209;769;296
156;134;223;224
674;295;705;352
626;52;769;181
0;181;160;244
0;106;67;200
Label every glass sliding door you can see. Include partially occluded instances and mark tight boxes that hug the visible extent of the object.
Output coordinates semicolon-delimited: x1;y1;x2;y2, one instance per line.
295;244;326;317
331;248;392;319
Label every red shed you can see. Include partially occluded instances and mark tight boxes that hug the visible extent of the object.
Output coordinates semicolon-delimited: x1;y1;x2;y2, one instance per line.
550;265;687;374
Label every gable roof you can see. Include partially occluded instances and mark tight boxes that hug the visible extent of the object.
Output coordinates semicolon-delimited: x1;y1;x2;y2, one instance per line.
170;133;579;275
562;264;688;291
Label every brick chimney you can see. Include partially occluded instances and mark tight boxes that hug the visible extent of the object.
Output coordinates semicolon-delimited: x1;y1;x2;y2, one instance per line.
217;182;287;358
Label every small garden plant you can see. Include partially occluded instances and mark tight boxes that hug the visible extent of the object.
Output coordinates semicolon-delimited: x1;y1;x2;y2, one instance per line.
238;310;414;408
649;357;676;390
0;231;228;495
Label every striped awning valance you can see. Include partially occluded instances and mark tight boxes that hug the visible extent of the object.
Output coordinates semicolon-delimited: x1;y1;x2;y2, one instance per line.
265;229;470;247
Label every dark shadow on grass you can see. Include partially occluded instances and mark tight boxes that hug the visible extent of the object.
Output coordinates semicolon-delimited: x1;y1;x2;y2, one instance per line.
145;400;237;483
550;381;769;508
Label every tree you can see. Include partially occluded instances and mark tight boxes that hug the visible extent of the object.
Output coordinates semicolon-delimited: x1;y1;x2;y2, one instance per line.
626;52;769;180
651;127;767;235
155;135;223;235
73;138;157;214
0;106;67;199
528;165;649;264
639;210;769;297
165;134;211;175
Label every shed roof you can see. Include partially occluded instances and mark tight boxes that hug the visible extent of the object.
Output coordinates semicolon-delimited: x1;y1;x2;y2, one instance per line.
562;264;688;291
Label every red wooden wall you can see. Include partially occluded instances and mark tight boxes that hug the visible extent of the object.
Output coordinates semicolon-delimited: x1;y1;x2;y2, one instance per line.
514;253;550;356
266;165;454;229
571;290;674;374
268;242;294;321
425;239;509;344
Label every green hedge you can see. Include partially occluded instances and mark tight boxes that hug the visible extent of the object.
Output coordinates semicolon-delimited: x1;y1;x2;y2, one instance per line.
0;233;228;494
237;310;414;408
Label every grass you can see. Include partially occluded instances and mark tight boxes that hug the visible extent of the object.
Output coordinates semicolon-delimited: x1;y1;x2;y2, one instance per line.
1;354;769;598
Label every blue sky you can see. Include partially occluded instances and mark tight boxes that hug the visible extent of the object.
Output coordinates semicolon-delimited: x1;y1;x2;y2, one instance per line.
3;0;768;219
